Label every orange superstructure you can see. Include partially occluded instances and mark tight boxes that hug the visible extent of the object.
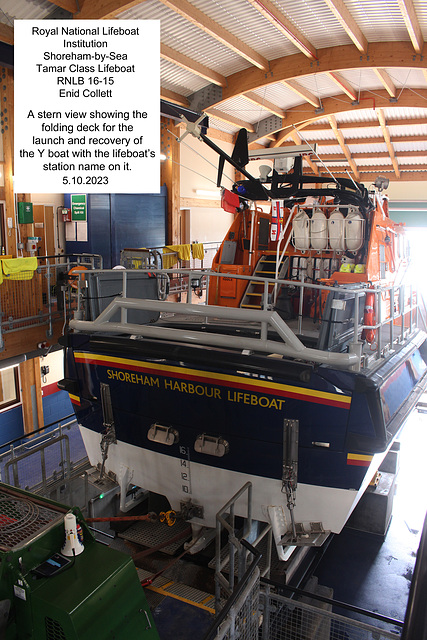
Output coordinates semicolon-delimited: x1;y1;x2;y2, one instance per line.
208;189;408;314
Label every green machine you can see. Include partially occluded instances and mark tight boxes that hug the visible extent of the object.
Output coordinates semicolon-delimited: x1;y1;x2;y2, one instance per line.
0;483;160;639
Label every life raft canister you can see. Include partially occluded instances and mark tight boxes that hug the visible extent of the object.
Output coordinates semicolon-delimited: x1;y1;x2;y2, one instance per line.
310;208;328;250
363;291;376;343
292;209;310;251
68;265;88;289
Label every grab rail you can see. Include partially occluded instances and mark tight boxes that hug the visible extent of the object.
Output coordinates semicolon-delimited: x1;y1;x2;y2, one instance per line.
69;267;423;372
70;298;360;370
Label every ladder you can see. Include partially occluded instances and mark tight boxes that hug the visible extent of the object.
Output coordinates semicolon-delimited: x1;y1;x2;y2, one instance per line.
240;254;289;309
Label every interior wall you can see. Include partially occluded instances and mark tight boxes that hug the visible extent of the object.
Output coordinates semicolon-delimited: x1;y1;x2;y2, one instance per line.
187;207;234;243
33;348;72;433
30;193;65;254
386;182;427;201
40;350;64;392
180;134;234;198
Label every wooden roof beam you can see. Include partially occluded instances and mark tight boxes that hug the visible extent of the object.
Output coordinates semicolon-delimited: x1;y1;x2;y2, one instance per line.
318;150;427;160
161;44;226;87
161;88;189;107
327;115;360;180
46;0;81;13
242;92;286;118
373;68;397;98
245;0;317;59
158;0;269;70
329;163;426;173
305;116;427;130
0;22;14;45
326;71;358;100
282;79;320;108
262;88;427;146
289;129;319;175
223;41;427;100
376;108;400;178
323;0;368;53
205;108;255;132
397;0;423;54
345;171;427;182
74;0;144;19
309;134;427;146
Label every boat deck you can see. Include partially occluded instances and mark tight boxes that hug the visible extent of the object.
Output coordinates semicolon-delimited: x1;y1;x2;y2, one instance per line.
153;311;417;371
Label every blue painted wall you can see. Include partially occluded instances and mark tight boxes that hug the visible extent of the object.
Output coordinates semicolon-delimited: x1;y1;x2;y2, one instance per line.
42;390;74;426
64;189;168;268
0;390;74;448
0;405;24;446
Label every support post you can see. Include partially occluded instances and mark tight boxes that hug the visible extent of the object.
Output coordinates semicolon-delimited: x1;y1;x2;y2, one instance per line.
19;357;44;435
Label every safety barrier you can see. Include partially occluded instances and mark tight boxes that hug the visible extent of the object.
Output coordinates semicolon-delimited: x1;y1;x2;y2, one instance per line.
0;253;102;350
259;588;401;640
0;417;90;504
203;480;403;639
70;266;424;373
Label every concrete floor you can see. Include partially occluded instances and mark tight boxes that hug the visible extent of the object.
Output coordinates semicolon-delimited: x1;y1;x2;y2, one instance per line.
314;406;427;632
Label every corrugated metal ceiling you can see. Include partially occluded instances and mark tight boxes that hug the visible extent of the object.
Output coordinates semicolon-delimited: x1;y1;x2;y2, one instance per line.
3;0;427;178
0;0;52;22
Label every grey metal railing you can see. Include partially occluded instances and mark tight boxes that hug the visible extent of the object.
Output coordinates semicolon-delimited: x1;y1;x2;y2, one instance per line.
260;588;401;640
69;266;423;372
0;418;90;500
0;253;103;351
203;480;403;639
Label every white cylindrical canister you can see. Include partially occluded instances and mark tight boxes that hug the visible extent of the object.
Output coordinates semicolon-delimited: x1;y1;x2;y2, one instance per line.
292;210;310;250
328;209;345;251
310;208;328;250
345;208;364;252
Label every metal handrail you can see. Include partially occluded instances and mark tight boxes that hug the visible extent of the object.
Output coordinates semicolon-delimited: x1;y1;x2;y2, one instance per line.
68;266;424;371
203;481;263;640
204;546;261;640
261;575;404;628
70;297;360;369
4;433;71;488
0;414;76;453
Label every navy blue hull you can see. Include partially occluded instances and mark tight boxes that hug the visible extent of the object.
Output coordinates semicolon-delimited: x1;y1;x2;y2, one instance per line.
60;331;427;493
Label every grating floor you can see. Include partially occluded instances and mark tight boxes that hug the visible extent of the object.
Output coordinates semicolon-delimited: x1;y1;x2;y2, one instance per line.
137;568;215;613
118;518;191;555
0;488;64;551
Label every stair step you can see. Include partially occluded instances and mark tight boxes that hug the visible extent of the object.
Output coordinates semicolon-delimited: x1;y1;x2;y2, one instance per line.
136;568;215;613
250;281;274;286
241;304;262;309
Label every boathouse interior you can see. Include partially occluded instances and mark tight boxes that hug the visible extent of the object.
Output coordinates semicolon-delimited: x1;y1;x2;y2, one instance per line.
0;1;426;639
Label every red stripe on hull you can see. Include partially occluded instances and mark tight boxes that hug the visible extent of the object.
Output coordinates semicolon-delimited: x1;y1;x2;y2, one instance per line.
347;459;371;467
75;356;351;410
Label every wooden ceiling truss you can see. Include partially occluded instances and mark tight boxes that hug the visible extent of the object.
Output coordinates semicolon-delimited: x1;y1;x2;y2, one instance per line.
4;0;427;180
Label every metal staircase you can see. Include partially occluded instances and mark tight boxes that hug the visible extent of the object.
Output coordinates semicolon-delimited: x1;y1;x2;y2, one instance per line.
240;254;289;310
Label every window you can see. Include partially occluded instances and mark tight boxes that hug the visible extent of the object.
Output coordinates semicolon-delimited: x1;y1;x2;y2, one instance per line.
0;367;20;410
